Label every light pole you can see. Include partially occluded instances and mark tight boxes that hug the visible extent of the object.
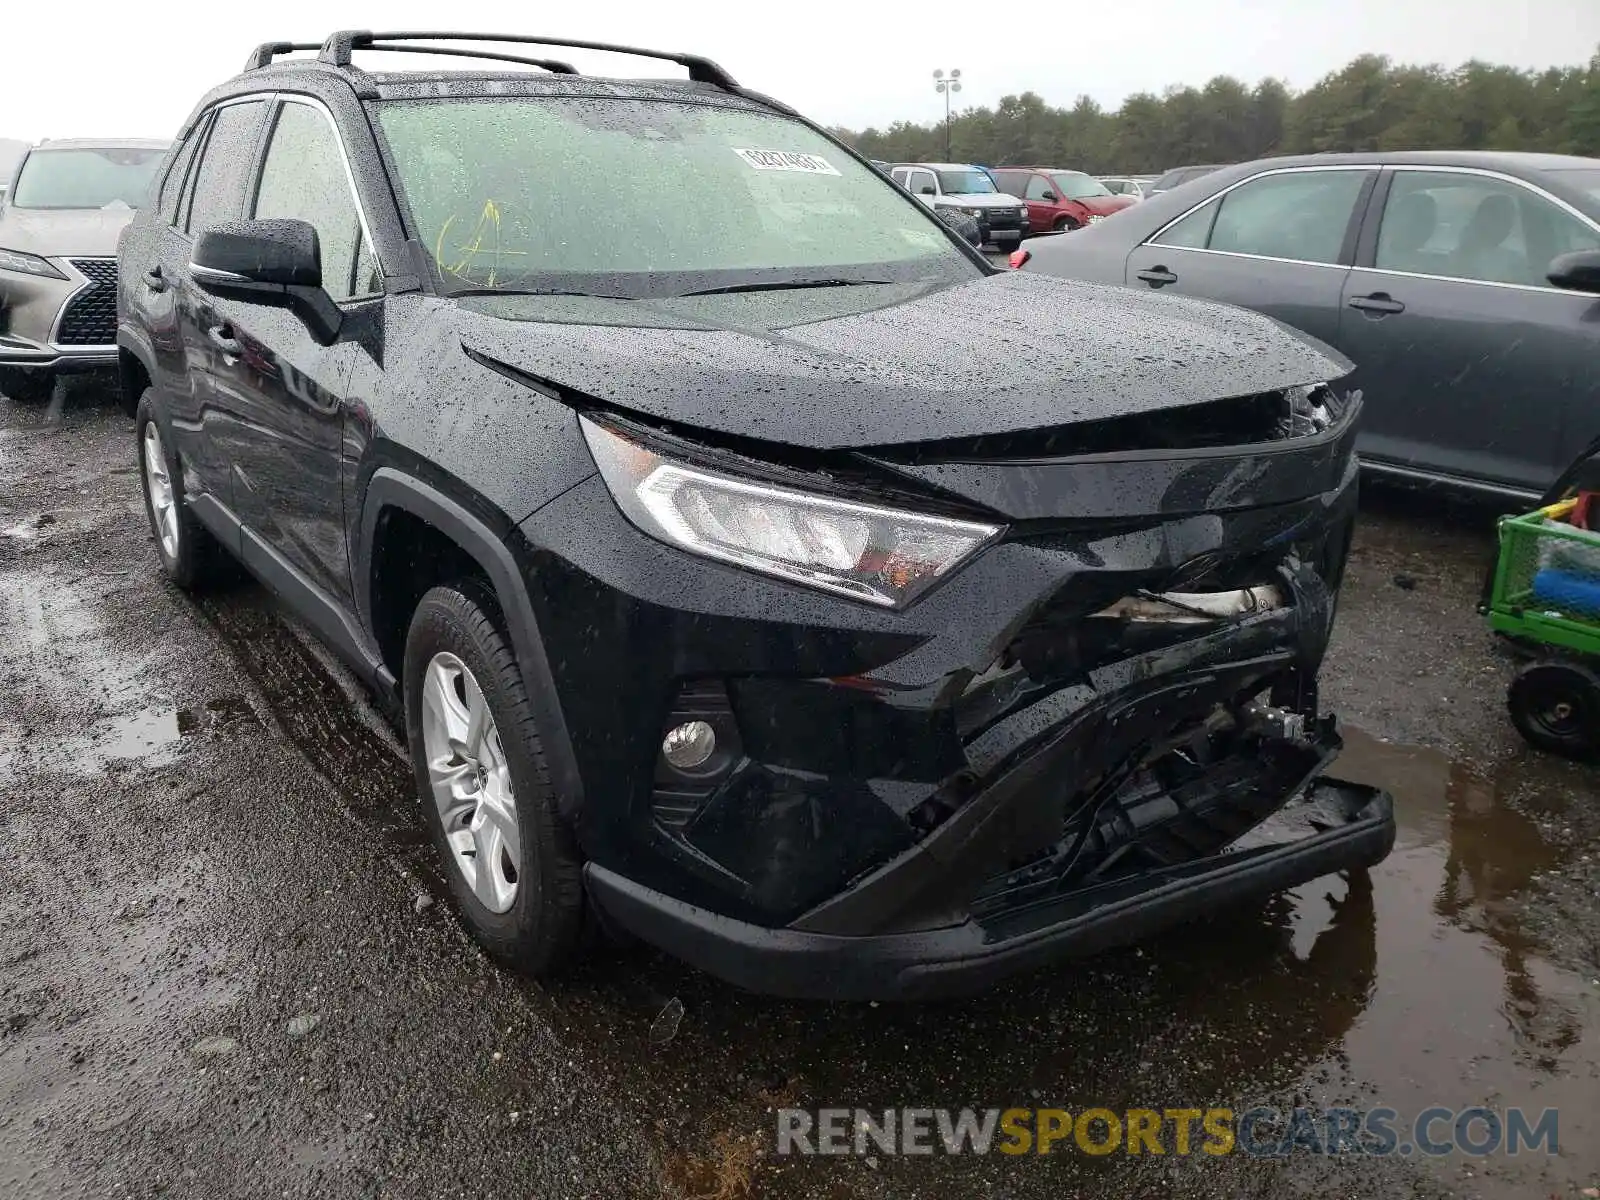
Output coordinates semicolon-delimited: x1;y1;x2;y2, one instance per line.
933;68;961;160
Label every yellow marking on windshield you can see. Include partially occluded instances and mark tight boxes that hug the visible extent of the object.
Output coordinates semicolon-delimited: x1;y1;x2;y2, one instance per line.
434;200;507;287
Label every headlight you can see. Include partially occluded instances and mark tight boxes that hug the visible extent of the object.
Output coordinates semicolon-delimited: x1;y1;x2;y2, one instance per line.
0;247;68;279
581;417;1001;608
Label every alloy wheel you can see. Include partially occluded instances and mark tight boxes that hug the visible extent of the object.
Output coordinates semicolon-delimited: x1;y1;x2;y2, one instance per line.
420;651;521;913
142;423;179;559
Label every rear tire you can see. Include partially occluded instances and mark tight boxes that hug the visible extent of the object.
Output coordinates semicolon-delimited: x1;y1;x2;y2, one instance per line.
404;583;585;974
1507;659;1600;759
136;390;225;591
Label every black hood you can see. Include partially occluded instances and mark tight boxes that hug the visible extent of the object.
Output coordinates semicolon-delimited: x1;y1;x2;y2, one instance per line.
456;271;1350;451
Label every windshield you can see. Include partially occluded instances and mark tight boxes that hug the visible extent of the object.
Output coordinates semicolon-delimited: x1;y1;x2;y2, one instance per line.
376;98;974;297
11;146;165;210
935;169;997;195
1549;169;1600;210
1051;171;1112;200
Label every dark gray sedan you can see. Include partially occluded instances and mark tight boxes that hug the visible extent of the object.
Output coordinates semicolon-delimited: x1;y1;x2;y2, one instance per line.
1023;151;1600;499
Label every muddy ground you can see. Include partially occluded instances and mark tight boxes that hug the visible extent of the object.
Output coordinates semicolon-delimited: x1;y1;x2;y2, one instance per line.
1;384;1597;1200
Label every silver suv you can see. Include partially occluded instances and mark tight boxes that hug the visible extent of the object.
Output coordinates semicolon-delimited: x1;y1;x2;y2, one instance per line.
0;139;169;402
888;162;1028;251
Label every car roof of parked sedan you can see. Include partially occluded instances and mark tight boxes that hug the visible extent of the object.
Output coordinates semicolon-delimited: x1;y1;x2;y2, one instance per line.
1250;149;1600;170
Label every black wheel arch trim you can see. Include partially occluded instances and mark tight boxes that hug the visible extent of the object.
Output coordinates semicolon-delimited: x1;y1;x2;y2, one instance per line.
356;467;585;817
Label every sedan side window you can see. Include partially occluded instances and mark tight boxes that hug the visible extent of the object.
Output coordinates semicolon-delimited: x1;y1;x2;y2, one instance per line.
185;100;268;237
1152;196;1221;248
1206;171;1368;265
1375;170;1600;287
252;101;378;302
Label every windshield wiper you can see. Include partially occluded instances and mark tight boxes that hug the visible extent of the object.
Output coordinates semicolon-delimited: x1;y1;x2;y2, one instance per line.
448;286;633;299
673;277;895;297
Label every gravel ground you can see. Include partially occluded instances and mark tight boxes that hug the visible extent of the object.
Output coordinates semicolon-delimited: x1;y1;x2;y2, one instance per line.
1;384;1597;1200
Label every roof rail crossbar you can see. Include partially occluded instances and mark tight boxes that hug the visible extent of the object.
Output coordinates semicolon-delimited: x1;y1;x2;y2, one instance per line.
244;41;324;71
362;42;577;74
317;31;739;88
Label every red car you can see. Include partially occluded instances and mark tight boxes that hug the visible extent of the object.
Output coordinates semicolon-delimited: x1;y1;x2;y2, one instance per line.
991;167;1137;234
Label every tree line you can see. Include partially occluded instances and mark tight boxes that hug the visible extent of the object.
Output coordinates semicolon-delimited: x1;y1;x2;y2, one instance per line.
833;49;1600;173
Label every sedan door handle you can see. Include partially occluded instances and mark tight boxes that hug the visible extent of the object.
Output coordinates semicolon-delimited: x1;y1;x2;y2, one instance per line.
143;266;167;293
1348;292;1405;315
207;324;241;355
1136;266;1178;288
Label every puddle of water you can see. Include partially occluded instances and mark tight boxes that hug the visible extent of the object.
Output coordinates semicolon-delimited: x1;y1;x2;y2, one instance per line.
1325;729;1597;1180
81;697;259;771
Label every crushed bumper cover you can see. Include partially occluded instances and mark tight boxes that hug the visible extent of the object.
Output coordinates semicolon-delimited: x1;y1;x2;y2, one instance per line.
587;774;1392;1001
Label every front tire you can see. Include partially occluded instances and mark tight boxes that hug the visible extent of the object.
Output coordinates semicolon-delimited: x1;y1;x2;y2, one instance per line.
0;368;54;405
404;584;584;973
1507;659;1600;759
1052;216;1078;233
136;390;224;591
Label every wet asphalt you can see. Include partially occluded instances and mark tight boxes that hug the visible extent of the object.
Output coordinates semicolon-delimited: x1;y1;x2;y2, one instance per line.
2;383;1598;1200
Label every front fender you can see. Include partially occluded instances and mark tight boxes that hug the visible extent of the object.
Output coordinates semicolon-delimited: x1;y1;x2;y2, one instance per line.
353;467;586;817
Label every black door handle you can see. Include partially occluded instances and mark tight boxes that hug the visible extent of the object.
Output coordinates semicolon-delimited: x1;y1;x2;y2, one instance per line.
1136;266;1178;288
207;324;242;355
1348;292;1405;315
143;266;167;293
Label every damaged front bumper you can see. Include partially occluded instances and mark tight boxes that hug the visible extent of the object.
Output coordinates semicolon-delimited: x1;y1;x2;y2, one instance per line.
517;387;1394;998
587;772;1391;1001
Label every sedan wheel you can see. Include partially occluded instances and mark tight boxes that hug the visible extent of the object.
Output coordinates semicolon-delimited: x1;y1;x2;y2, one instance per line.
421;651;522;913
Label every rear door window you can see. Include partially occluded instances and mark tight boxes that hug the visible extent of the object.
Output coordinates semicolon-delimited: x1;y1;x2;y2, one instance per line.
184;99;268;237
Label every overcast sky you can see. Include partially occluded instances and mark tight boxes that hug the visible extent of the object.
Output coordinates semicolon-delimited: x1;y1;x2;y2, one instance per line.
3;0;1597;143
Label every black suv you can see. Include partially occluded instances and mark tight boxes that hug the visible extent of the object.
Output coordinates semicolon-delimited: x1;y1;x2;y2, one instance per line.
117;32;1394;1000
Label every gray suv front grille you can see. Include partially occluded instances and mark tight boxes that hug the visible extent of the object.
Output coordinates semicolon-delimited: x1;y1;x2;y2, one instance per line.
57;259;119;346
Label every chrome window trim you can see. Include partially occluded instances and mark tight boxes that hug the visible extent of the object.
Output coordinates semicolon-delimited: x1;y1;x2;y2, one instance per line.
1141;245;1352;272
46;255;116;349
1144;164;1377;267
187;262;251;283
1351;263;1599;296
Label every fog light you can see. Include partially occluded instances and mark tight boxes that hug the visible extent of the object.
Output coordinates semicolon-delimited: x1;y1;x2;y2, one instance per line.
662;720;716;770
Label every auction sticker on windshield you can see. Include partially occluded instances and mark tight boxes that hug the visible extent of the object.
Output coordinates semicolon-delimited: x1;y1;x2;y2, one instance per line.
732;149;842;175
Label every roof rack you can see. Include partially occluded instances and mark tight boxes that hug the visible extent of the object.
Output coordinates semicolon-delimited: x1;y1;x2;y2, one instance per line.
245;38;576;75
244;42;323;71
315;31;740;88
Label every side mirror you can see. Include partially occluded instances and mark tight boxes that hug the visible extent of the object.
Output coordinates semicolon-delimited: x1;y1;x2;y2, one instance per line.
191;218;342;344
1009;248;1031;270
1547;249;1600;294
1040;191;1056;203
918;185;935;196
